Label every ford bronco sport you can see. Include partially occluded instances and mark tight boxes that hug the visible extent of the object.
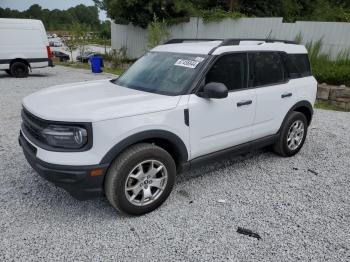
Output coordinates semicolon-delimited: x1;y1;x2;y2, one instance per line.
19;39;317;215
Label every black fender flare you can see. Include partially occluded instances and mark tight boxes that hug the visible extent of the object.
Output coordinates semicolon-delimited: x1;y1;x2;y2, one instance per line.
99;130;189;165
10;58;31;68
278;100;314;133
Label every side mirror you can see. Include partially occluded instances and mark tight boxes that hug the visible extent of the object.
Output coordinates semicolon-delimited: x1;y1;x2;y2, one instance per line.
198;82;228;99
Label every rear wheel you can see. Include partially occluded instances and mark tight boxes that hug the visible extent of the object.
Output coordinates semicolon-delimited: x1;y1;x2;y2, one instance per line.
273;111;308;157
10;62;29;78
105;143;176;216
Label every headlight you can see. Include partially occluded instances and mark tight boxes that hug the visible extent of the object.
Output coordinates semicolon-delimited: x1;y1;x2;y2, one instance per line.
42;125;88;149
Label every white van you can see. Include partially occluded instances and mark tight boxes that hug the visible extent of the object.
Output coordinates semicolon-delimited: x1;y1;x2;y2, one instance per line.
0;18;53;77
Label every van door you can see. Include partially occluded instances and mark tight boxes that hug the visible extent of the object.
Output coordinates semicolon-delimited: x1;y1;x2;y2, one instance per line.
188;53;257;159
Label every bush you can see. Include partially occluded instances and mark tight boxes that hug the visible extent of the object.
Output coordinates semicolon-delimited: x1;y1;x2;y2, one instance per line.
295;34;350;86
313;61;350;86
109;47;128;68
200;9;245;23
147;15;170;49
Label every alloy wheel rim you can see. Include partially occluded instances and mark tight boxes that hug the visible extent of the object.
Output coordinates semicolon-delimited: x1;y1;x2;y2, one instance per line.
287;120;305;150
125;160;168;206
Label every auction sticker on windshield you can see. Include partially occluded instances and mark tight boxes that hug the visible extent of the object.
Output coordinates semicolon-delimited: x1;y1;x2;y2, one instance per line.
174;59;200;69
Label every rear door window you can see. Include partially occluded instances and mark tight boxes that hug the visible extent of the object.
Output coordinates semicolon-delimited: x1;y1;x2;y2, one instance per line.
249;52;285;87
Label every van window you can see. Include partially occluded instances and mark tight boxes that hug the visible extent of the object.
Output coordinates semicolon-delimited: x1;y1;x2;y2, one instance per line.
286;54;311;78
249;52;285;87
205;53;247;91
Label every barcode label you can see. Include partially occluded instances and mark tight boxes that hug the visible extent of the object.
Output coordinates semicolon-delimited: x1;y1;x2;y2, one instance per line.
174;59;200;69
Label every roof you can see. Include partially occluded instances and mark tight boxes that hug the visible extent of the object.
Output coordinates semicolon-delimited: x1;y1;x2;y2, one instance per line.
152;39;308;55
0;18;45;30
152;41;222;55
0;18;43;25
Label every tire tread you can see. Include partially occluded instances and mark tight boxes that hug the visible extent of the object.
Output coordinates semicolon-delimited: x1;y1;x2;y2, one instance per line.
105;143;176;215
273;111;308;157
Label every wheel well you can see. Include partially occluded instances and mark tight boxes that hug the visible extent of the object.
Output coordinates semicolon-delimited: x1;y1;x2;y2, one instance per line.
293;106;312;125
100;130;189;171
133;138;184;169
10;58;30;68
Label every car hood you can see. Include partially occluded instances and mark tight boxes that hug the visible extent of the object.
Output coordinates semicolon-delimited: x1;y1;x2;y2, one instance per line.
22;79;181;122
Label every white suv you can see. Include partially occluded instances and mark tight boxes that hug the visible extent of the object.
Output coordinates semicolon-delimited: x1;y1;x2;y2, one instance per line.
19;39;317;215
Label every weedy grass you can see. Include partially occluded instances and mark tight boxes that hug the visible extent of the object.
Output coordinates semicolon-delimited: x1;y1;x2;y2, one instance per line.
56;61;124;76
315;100;349;112
295;34;350;87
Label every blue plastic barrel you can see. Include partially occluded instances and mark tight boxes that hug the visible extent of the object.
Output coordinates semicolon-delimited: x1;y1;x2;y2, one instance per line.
90;56;103;73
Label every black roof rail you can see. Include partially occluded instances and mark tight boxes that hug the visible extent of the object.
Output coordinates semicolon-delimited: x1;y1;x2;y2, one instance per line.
164;38;296;45
163;38;222;44
208;38;297;54
163;38;297;55
221;38;296;45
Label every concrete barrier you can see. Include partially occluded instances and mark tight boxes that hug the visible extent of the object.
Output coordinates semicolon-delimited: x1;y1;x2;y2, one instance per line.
317;83;350;110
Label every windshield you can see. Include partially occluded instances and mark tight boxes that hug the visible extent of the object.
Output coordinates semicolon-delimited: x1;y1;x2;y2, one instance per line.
113;52;207;95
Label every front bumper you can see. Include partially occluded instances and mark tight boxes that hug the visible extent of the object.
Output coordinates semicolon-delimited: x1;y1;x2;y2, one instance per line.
19;131;109;200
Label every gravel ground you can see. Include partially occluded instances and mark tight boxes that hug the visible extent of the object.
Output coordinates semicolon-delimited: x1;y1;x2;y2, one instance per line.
0;66;349;261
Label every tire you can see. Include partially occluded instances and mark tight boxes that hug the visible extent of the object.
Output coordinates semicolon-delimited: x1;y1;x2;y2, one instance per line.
105;143;176;216
273;111;308;157
10;62;29;78
5;69;12;76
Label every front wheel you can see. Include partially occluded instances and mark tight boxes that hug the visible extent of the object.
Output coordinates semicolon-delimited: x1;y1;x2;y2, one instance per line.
105;143;176;216
273;111;308;157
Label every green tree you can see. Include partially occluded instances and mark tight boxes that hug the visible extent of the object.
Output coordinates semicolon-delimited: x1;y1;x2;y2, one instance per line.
2;0;350;32
280;0;302;22
0;4;101;31
302;0;350;22
0;7;25;18
64;35;78;62
26;4;42;19
68;4;100;29
74;23;91;57
93;0;195;28
100;20;111;39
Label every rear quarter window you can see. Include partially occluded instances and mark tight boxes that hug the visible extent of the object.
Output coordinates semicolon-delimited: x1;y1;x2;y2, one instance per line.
286;54;311;78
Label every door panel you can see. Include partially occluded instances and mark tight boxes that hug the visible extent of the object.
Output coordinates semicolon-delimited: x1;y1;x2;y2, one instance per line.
252;82;296;139
188;89;256;159
188;52;256;159
248;51;297;139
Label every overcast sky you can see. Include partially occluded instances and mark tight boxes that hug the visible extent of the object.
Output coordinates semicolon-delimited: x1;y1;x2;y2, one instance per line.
0;0;107;20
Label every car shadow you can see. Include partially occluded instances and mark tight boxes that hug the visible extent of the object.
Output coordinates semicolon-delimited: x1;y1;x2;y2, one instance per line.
27;73;53;78
177;149;271;182
22;148;274;219
0;72;52;79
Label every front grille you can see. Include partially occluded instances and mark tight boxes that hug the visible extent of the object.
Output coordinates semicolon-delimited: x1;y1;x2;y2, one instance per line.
21;108;93;152
21;108;49;144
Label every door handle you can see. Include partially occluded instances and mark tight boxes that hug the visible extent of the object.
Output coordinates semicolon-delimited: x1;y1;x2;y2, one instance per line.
281;93;292;98
237;100;252;107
